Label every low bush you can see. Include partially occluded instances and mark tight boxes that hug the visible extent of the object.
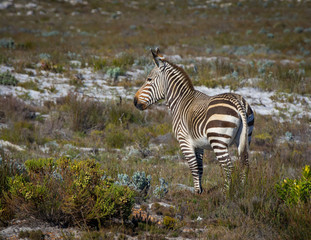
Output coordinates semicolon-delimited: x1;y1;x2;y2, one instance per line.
105;124;130;149
163;216;177;229
116;171;151;196
5;157;134;227
0;121;43;145
18;80;43;92
0;156;14;225
91;58;107;71
38;59;64;73
0;71;18;86
0;95;37;122
153;178;169;199
57;93;106;133
112;52;135;69
18;230;44;240
276;165;311;206
55;94;145;134
106;67;124;80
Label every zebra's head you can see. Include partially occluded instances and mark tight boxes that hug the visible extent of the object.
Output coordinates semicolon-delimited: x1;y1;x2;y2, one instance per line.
134;48;166;111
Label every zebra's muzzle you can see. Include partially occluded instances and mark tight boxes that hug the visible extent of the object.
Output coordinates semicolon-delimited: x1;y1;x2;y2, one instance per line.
134;96;146;111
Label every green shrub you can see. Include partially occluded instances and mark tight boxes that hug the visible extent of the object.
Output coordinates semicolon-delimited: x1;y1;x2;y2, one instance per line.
6;157;135;227
153;178;169;199
58;94;106;133
18;80;43;92
105;123;130;149
112;52;134;69
276;165;311;205
106;102;145;126
130;127;152;148
39;59;64;73
106;67;124;80
0;71;18;86
163;216;176;229
0;156;14;224
91;58;107;71
0;121;43;145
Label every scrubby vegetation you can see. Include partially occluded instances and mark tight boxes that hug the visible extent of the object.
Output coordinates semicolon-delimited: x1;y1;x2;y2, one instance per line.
0;71;18;86
0;0;310;239
1;157;134;227
0;95;310;239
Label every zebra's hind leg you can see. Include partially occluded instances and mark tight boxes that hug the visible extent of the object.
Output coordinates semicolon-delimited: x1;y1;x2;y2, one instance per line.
213;146;233;192
195;148;204;193
240;150;249;186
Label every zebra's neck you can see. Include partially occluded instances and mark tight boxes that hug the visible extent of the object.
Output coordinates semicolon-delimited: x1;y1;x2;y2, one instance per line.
164;63;195;114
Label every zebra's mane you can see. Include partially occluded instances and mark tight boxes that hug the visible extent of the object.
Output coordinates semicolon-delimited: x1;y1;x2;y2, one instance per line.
164;60;194;90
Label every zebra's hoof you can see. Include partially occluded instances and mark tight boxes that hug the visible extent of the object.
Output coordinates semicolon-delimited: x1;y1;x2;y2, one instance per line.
196;188;204;194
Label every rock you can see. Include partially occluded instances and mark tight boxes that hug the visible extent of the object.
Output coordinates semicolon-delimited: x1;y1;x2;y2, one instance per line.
71;11;79;16
294;27;304;33
0;1;13;10
70;60;82;68
26;10;34;16
25;3;37;9
267;33;274;38
0;140;25;151
258;27;267;34
130;25;137;30
175;184;195;193
0;217;81;239
64;0;86;5
197;216;203;221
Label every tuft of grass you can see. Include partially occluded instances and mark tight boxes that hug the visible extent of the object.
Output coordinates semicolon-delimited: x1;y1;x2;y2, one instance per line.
163;216;177;230
18;80;44;93
91;58;108;71
18;230;44;240
0;71;18;86
105;123;130;149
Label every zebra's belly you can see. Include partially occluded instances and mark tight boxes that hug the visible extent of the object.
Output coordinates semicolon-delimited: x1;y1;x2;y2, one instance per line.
191;127;239;150
191;137;212;150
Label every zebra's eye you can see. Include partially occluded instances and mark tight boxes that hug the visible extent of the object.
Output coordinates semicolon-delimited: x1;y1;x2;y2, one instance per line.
147;78;152;82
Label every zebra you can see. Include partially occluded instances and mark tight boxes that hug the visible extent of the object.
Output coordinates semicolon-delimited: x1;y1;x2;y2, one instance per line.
134;49;254;194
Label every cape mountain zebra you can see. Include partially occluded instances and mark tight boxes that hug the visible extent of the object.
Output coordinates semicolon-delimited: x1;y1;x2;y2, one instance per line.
134;49;254;194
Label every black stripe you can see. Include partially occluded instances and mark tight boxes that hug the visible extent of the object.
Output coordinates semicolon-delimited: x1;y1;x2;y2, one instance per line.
248;119;254;126
207;106;239;119
209;99;237;109
212;146;227;150
206;120;237;129
207;132;231;139
210;139;228;147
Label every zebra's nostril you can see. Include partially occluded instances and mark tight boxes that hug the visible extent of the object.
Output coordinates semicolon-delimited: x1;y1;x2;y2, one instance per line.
134;97;138;106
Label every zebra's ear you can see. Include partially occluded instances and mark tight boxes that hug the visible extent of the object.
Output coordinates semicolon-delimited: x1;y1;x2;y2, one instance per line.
151;48;165;68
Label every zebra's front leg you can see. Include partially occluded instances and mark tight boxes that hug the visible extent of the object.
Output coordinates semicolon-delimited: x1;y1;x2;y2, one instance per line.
179;138;204;194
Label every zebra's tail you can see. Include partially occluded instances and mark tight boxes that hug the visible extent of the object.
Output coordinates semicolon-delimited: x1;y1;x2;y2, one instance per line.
237;100;249;158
